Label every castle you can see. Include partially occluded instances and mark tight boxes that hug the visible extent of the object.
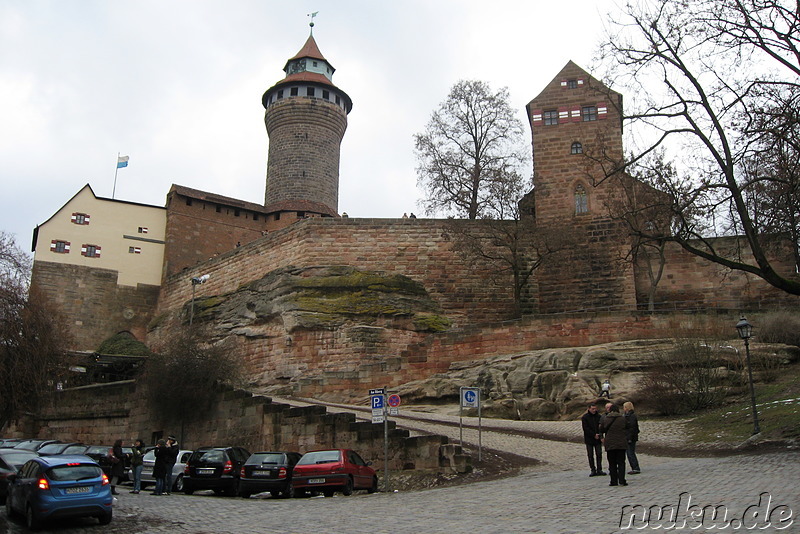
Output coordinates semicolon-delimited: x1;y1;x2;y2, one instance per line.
31;32;798;395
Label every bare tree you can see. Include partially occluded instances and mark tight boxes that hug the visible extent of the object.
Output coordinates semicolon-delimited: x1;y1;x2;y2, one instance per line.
0;232;70;431
414;80;530;219
599;0;800;294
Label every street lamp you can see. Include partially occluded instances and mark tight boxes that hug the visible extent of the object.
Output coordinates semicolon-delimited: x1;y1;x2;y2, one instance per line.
189;274;210;326
736;316;761;435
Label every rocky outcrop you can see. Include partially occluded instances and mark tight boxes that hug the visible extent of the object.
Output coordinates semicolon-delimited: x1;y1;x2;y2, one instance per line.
394;340;800;420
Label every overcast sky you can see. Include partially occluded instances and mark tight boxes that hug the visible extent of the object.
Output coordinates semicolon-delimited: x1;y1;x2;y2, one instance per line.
0;0;620;251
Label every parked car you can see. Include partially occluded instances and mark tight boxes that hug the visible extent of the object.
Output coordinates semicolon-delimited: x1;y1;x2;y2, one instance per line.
238;451;302;498
182;446;250;496
5;455;113;529
83;445;132;481
0;439;24;448
291;449;378;497
0;449;39;503
140;449;192;491
12;439;61;451
36;442;85;456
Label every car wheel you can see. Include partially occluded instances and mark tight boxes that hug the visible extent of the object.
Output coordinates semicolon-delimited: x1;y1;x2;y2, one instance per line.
98;510;113;525
323;490;334;498
283;484;295;499
342;477;354;496
269;490;280;498
225;479;239;497
26;504;43;530
173;474;184;493
183;485;194;496
368;476;378;494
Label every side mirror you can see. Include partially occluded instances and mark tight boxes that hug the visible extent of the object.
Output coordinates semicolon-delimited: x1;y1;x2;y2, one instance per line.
6;473;17;483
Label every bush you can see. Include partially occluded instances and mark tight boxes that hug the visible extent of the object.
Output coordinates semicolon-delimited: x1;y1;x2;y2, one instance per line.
640;340;730;415
757;311;800;347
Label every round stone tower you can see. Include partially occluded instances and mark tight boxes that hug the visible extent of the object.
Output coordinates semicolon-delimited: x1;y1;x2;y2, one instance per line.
262;31;352;225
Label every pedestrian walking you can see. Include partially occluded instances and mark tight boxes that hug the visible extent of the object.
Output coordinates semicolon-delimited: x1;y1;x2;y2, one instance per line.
129;439;145;494
624;401;641;474
581;402;605;477
599;403;629;486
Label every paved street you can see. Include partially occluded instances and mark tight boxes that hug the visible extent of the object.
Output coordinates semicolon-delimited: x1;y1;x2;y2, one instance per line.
3;403;799;533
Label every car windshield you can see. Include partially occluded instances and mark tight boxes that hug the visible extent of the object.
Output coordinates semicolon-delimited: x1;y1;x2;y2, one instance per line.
191;450;224;464
0;451;38;468
247;453;284;465
48;464;102;481
297;451;340;465
37;444;66;454
62;445;87;455
84;446;109;456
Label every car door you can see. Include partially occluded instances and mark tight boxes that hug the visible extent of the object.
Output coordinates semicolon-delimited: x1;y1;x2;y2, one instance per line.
9;460;39;512
347;451;371;489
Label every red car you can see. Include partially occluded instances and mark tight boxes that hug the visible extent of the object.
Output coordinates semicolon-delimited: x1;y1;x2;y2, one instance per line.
291;449;378;497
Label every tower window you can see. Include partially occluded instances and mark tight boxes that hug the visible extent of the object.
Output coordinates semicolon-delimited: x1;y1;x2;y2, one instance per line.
313;61;318;67
322;90;330;100
335;96;341;105
575;184;589;215
234;209;240;217
582;106;598;121
253;213;259;221
571;142;583;154
215;205;221;213
543;110;558;126
277;90;284;100
307;87;315;97
186;198;192;206
290;87;298;96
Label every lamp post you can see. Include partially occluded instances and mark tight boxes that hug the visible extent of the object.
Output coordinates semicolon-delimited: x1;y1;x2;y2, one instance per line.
189;274;210;326
736;316;761;435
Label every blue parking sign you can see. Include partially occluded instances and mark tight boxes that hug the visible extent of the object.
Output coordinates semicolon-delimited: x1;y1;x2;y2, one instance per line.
372;394;384;409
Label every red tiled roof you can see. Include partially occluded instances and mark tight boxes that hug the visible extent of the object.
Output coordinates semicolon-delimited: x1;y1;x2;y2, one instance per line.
288;35;327;63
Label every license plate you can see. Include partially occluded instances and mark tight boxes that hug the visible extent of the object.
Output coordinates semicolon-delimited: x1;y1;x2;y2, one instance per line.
198;468;215;475
253;470;271;476
66;486;91;494
309;478;325;484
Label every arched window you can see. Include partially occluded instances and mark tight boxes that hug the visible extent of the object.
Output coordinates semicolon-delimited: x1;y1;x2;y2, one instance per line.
575;184;588;215
571;142;583;154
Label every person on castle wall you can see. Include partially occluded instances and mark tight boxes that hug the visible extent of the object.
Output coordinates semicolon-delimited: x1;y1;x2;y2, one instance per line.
402;213;408;218
129;438;145;494
409;212;417;219
109;439;125;495
599;403;629;487
151;439;169;496
164;435;180;495
599;379;611;398
581;402;605;477
624;401;641;475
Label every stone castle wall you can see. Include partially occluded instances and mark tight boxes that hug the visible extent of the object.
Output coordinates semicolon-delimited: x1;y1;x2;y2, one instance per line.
31;261;159;351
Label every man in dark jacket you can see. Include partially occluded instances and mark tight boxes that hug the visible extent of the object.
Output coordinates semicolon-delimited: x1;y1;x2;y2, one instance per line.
624;401;641;474
581;403;605;477
164;436;180;495
151;439;169;495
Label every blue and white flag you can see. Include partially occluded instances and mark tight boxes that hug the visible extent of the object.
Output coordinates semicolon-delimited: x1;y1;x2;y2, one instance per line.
117;155;129;168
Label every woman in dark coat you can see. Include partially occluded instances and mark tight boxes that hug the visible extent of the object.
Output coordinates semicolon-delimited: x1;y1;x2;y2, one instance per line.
599;403;629;486
624;401;641;474
109;439;125;495
151;439;169;495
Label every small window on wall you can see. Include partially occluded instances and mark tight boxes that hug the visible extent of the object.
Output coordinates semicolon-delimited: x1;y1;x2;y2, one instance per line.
81;244;101;258
322;90;330;100
543;110;558;126
571;142;583;154
50;240;70;253
582;106;598;121
71;213;90;225
290;87;298;96
253;213;259;221
129;246;142;254
567;79;578;89
575;184;589;215
307;87;315;97
138;227;148;234
186;198;192;206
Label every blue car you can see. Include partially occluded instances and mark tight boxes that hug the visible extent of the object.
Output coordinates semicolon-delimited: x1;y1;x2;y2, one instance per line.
4;454;113;529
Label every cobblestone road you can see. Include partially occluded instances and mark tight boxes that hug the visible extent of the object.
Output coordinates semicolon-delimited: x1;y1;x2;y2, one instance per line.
3;401;799;533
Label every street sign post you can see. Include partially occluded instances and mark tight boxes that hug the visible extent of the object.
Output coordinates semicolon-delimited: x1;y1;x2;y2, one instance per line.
459;386;483;462
369;387;390;493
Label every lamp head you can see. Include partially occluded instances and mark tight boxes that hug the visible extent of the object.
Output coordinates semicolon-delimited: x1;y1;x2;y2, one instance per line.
736;316;753;340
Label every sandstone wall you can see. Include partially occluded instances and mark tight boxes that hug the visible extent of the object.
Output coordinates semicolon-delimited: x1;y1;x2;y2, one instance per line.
31;261;160;351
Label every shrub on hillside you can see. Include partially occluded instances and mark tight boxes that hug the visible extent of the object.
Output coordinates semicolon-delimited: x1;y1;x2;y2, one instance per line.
757;312;800;347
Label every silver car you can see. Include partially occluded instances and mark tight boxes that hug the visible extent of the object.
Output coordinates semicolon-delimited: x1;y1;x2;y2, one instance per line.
140;449;192;492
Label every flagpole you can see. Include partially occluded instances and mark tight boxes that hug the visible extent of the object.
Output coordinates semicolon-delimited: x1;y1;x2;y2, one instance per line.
112;152;120;199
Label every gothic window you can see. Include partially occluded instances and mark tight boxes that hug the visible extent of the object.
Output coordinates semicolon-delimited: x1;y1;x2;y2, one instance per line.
543;110;558;126
575;184;589;215
571;142;583;154
582;105;598;121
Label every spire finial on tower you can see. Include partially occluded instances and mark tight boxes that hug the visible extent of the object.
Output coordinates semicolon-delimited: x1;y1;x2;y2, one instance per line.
308;11;318;35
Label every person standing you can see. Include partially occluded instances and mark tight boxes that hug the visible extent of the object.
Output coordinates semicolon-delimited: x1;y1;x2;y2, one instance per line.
151;439;169;496
164;436;180;495
581;402;605;477
109;439;125;495
129;439;145;494
599;403;629;486
624;401;641;474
